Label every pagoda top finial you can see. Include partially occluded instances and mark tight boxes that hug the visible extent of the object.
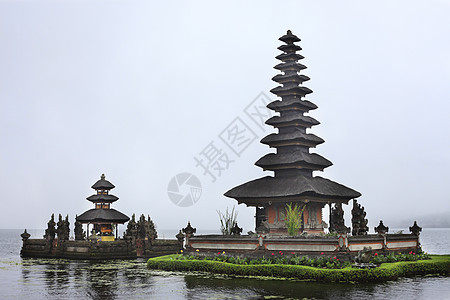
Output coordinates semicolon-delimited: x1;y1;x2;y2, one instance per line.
91;173;115;190
279;30;300;44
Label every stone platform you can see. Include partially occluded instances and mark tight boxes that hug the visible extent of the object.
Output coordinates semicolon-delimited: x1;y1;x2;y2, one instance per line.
184;233;420;258
20;235;183;260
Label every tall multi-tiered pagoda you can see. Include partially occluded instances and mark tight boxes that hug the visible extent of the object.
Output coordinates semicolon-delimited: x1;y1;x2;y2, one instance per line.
225;30;361;235
76;174;129;241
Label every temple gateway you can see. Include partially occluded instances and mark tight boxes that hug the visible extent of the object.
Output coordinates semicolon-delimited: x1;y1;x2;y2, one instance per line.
225;30;361;235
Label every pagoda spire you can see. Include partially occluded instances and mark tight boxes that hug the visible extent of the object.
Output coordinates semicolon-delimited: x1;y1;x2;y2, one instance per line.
225;30;361;235
258;30;332;177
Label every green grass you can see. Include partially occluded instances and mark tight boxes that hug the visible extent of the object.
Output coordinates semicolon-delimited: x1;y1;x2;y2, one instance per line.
147;254;450;283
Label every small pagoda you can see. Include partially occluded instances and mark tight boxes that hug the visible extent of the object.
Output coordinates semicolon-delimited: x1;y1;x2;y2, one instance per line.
225;30;361;235
76;174;130;241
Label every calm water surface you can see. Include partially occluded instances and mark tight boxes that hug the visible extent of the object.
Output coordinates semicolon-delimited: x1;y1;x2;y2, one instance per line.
0;229;449;300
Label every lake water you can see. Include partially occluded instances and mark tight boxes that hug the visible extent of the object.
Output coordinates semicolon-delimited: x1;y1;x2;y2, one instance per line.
0;228;449;299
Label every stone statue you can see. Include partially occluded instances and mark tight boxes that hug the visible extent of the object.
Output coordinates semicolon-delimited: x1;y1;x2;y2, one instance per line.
124;214;137;239
351;200;369;235
374;220;389;235
56;214;64;239
43;213;56;241
182;222;196;237
329;203;350;234
56;214;70;240
147;215;158;240
230;223;242;235
182;221;196;248
409;221;422;236
64;215;70;240
21;229;31;242
137;214;147;239
176;230;185;248
135;214;158;241
355;247;374;263
74;215;85;240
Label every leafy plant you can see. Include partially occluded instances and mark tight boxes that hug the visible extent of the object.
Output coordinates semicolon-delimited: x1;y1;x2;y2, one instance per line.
217;206;238;235
369;251;430;264
148;254;450;283
174;253;351;269
285;203;306;236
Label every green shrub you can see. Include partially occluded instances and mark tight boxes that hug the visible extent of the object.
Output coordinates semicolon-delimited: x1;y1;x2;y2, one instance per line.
370;251;430;265
147;254;449;283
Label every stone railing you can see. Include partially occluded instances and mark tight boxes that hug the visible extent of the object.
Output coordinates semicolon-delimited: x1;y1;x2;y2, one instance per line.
186;233;420;256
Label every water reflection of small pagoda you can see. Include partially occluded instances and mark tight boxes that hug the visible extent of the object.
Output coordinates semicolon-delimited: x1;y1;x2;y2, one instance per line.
76;174;129;241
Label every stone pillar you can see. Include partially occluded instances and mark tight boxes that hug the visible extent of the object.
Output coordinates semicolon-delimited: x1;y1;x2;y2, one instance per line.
182;222;196;249
374;220;389;249
176;230;185;250
329;203;349;235
409;221;422;248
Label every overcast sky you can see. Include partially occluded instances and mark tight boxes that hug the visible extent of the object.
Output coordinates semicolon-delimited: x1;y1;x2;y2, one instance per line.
1;1;449;234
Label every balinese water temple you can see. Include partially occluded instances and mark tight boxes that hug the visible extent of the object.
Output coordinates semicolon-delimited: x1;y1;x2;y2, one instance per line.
21;31;423;260
181;30;423;258
76;174;130;241
20;174;183;259
225;30;361;236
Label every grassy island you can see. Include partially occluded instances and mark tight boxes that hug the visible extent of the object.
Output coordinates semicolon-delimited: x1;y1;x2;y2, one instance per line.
147;254;450;283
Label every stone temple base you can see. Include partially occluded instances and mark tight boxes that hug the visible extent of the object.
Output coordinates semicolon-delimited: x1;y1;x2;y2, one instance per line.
20;238;183;260
184;233;420;258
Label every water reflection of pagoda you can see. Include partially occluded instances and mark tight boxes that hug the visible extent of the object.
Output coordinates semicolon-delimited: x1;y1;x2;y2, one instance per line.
76;174;129;241
225;30;361;235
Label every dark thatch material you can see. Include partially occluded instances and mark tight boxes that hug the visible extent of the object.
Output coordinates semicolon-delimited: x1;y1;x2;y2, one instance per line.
276;52;304;61
261;130;324;147
274;61;307;71
86;194;119;203
272;74;310;84
255;151;332;170
91;174;115;190
266;112;319;128
224;175;361;202
277;44;302;53
270;86;313;97
267;98;317;112
279;30;301;43
76;208;130;224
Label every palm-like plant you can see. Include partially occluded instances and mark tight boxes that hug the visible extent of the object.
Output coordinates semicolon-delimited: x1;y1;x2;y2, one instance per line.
217;206;238;235
285;203;306;236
